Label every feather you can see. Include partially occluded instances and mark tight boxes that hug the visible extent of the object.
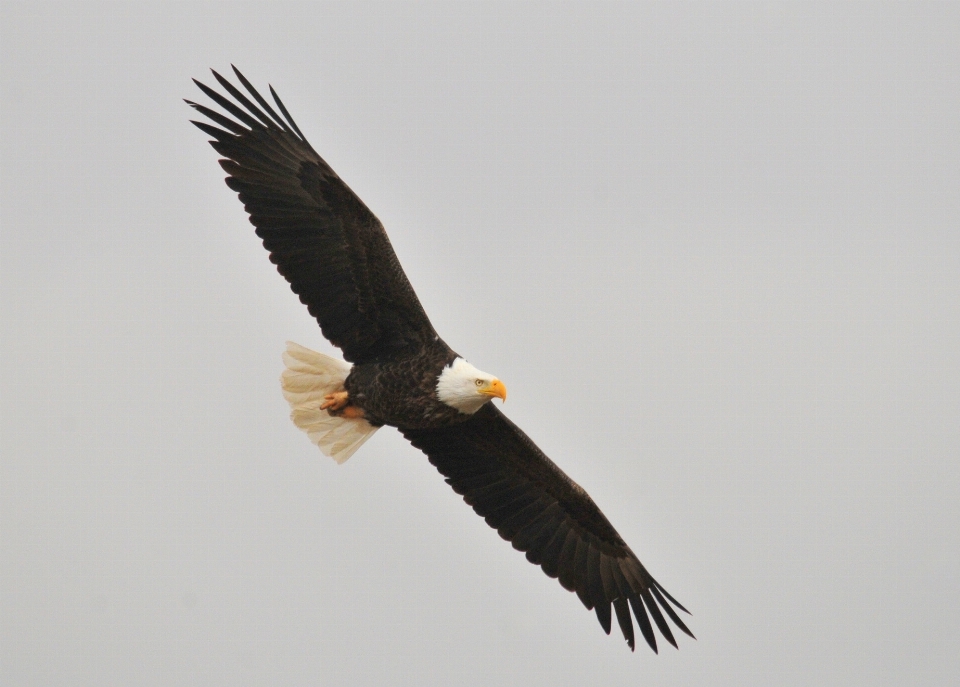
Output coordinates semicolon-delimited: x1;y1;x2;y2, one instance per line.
539;524;571;578
629;593;658;654
595;600;612;635
270;84;305;139
555;530;580;592
613;596;635;651
586;545;606;610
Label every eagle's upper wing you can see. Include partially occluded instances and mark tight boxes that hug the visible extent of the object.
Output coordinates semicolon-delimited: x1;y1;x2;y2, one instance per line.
187;67;437;364
402;404;694;653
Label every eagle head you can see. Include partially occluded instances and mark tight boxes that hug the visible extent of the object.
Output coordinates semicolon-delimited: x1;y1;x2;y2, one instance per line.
436;357;507;414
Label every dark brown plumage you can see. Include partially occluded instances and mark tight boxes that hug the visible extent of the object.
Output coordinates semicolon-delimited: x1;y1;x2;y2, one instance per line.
403;404;693;652
188;69;436;364
188;66;694;652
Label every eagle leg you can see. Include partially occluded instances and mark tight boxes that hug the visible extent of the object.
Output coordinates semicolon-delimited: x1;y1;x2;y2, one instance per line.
320;391;349;411
320;391;365;419
338;405;365;419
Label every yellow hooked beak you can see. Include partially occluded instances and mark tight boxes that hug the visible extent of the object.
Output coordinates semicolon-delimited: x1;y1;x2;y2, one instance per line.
480;379;507;402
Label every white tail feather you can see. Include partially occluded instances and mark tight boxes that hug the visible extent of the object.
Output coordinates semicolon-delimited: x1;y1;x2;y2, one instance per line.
280;341;378;464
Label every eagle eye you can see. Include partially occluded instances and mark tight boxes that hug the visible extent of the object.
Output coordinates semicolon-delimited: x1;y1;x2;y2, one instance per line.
475;379;483;387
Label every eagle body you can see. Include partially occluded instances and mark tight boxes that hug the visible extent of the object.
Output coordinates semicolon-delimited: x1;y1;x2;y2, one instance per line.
343;341;465;429
188;67;694;653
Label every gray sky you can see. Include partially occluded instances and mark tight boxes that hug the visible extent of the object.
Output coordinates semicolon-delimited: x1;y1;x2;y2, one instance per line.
2;2;959;685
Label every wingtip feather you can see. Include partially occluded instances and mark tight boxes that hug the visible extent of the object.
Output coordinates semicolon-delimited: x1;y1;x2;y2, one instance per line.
270;83;306;139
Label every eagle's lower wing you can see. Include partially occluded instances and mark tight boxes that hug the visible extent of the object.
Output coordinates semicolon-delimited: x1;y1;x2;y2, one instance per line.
402;404;694;652
187;67;437;364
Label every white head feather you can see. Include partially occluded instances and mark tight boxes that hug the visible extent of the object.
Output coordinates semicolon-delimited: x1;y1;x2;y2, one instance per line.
437;357;504;414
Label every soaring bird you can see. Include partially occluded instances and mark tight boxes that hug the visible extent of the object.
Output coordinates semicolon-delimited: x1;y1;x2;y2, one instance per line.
187;67;694;653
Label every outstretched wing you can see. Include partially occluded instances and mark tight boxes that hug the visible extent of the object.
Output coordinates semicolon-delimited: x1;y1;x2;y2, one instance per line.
403;404;694;652
187;67;437;364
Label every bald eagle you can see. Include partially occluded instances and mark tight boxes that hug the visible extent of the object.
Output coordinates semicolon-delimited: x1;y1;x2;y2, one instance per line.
187;67;694;653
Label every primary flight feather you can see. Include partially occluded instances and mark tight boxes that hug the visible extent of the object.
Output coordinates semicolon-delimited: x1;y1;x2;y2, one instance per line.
187;66;694;652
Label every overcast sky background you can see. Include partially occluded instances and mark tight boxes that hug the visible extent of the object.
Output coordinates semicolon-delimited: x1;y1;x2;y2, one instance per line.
2;2;959;685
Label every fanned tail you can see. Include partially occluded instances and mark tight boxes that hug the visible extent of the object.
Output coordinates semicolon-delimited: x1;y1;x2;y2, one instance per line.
280;342;378;463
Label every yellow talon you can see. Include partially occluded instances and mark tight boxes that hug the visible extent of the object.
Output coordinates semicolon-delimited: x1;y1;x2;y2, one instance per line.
320;391;349;411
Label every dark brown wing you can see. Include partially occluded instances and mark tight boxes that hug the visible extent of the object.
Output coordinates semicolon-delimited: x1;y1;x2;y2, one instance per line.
187;67;436;363
402;404;694;652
